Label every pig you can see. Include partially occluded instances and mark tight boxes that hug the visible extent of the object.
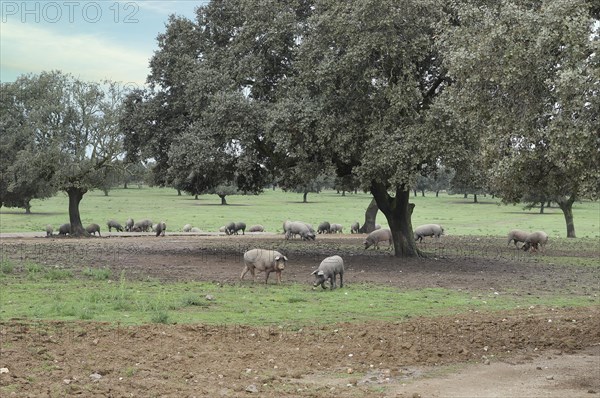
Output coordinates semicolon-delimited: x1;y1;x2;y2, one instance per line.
125;218;134;232
330;223;343;234
45;224;54;237
132;219;152;232
507;229;529;247
318;222;331;234
248;225;264;232
107;220;123;232
85;223;101;236
413;224;444;242
522;231;549;252
285;221;316;240
190;227;201;233
219;226;227;233
58;223;70;236
155;221;166;237
312;255;344;289
350;221;360;234
364;228;392;250
240;249;288;284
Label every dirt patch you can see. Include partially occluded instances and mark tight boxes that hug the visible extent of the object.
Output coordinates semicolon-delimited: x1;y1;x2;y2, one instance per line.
1;235;599;397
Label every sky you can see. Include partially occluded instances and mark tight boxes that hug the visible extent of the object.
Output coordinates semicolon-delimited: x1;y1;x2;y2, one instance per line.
0;0;210;87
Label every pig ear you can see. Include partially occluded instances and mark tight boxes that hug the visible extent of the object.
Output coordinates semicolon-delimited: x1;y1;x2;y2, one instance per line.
311;270;318;275
283;256;288;261
274;256;280;261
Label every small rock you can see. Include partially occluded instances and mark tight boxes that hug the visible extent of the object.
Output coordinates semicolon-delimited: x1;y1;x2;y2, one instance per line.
245;384;258;393
90;373;102;381
484;359;490;365
0;368;8;374
546;375;554;380
347;368;353;374
63;379;71;384
205;294;215;301
536;366;542;370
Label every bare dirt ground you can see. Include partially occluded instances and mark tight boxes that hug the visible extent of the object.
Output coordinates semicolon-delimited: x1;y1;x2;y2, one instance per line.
1;234;599;397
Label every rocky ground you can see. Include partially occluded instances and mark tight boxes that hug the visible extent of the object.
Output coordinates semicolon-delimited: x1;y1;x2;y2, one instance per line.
0;234;598;397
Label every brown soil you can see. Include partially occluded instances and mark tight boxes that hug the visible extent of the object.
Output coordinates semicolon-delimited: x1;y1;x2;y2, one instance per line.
1;234;599;397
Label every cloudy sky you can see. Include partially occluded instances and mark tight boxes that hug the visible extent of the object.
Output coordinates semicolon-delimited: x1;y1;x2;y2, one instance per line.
1;1;209;87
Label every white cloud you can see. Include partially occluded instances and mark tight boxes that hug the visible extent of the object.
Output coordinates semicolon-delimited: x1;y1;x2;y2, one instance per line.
1;21;151;85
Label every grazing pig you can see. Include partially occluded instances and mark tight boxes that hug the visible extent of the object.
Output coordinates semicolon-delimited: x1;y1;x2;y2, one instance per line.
45;224;53;237
225;222;236;235
283;220;292;234
364;228;392;250
219;225;226;233
58;223;71;236
234;222;246;235
318;222;331;234
507;229;529;247
107;220;123;232
286;221;316;240
312;255;344;289
125;218;134;232
248;225;264;232
182;224;192;232
240;249;288;284
190;227;201;232
330;223;343;234
522;231;549;252
85;223;101;236
132;219;152;232
413;224;444;242
350;221;360;234
155;221;166;237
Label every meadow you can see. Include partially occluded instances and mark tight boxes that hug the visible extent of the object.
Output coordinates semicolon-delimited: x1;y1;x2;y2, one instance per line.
1;187;598;238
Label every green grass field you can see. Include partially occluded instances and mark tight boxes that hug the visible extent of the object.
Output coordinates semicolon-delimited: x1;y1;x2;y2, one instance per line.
0;263;595;326
0;187;598;238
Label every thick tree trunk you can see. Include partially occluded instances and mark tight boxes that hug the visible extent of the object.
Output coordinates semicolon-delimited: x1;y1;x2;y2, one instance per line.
177;189;181;196
219;195;228;205
103;189;109;196
24;200;31;214
124;182;128;189
303;191;308;203
557;195;576;238
342;190;346;196
473;194;478;203
371;183;420;257
435;190;440;197
67;187;88;236
194;194;199;200
358;198;379;233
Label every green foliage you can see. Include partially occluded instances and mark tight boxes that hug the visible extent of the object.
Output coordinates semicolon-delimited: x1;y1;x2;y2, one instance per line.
82;267;111;280
437;0;599;237
0;260;15;274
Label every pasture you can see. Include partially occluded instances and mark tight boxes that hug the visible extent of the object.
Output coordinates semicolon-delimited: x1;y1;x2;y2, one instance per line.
0;187;599;238
0;189;599;397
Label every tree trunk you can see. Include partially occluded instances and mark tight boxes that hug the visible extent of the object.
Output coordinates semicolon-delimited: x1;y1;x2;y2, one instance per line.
358;198;379;233
124;182;128;189
24;200;31;214
464;193;468;199
421;189;425;197
67;187;88;236
194;194;199;200
546;200;551;208
473;194;478;203
371;183;420;257
557;195;576;238
177;189;181;196
219;195;228;205
342;190;346;196
303;191;308;203
413;189;417;197
103;188;109;196
539;202;545;214
435;190;440;197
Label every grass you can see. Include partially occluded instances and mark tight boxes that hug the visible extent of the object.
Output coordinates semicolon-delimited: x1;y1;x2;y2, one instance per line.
0;187;598;238
0;274;595;327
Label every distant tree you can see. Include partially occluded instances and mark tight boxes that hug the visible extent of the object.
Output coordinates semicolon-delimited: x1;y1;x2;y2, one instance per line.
439;0;599;237
279;169;334;203
3;71;127;235
0;79;59;212
429;167;455;197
